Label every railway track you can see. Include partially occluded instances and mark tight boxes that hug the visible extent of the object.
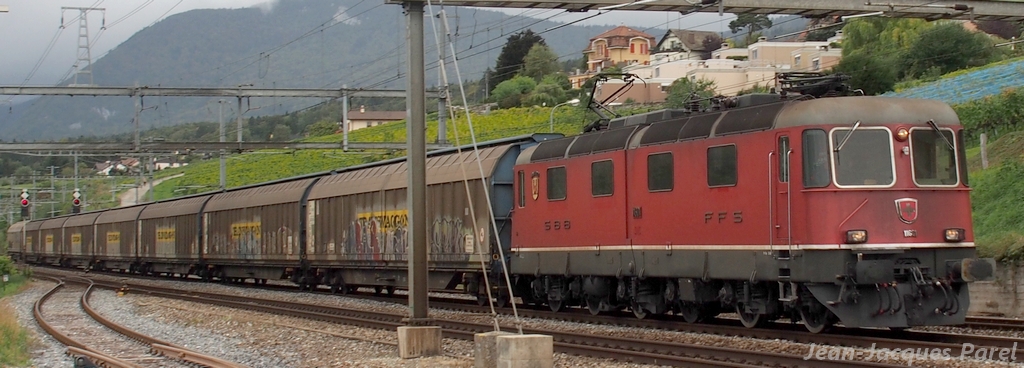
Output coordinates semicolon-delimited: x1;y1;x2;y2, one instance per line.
965;316;1024;330
32;277;245;368
34;268;1022;366
36;272;923;368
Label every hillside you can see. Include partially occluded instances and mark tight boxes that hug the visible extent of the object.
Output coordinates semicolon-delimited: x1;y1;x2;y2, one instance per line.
884;57;1024;104
0;0;612;140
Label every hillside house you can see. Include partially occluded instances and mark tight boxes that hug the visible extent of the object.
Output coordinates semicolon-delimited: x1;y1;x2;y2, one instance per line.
569;26;657;89
652;29;722;62
344;106;405;131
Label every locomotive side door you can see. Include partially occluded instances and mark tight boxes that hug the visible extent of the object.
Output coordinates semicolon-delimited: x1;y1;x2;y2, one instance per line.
773;134;792;247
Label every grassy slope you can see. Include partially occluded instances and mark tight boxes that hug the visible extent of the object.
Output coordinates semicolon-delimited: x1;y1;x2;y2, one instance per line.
152;105;606;199
0;271;33;367
966;130;1024;261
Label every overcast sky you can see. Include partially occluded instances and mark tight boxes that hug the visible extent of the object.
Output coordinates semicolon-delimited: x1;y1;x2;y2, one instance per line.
0;0;733;91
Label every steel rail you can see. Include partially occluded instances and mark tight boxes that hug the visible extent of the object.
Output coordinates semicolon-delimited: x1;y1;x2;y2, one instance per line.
965;316;1024;330
32;278;144;368
78;279;247;368
57;276;903;368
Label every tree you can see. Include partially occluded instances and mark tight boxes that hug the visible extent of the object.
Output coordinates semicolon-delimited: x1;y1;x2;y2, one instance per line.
491;30;546;89
700;35;724;60
269;125;292;141
806;28;837;42
305;120;338;137
491;76;537;109
832;51;897;95
728;14;773;45
900;22;999;79
524;81;567;107
665;78;718;110
522;44;560;82
974;20;1024;40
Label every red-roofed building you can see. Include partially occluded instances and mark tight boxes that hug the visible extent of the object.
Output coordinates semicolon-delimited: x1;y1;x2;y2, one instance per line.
570;26;657;89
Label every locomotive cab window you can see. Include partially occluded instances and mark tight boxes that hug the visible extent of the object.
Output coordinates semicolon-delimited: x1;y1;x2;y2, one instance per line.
911;128;958;186
592;160;614;196
803;129;830;188
707;145;737;187
778;136;790;183
647;153;673;191
547;167;567;201
830;127;894;187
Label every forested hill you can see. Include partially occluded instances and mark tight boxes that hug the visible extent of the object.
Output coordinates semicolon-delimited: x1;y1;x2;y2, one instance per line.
1;0;613;140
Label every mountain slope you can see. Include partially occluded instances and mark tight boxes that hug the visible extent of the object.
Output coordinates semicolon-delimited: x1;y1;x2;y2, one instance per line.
1;0;613;140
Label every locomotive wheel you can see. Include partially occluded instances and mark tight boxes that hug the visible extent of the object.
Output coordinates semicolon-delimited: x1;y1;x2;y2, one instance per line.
736;303;762;328
631;301;648;320
800;303;834;334
586;298;602;315
679;302;702;324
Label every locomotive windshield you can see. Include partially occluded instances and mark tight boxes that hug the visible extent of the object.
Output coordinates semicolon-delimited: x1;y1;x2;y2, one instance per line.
830;128;895;187
911;128;959;186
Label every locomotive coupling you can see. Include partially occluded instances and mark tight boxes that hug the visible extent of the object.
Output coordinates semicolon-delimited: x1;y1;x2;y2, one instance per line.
948;258;995;282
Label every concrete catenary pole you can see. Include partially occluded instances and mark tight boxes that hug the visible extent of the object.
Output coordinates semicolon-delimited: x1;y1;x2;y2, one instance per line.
405;1;429;325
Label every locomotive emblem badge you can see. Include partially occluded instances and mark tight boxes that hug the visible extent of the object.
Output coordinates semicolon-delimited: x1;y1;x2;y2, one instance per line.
531;172;540;201
895;198;918;224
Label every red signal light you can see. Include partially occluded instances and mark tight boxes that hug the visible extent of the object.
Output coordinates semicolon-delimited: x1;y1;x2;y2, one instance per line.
73;198;81;206
20;199;29;207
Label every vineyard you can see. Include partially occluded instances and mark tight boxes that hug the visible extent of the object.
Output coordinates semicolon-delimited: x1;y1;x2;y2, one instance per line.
152;105;609;199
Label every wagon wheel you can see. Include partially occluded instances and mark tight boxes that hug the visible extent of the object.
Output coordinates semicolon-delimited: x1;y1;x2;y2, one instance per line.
736;303;762;328
495;294;510;309
679;302;703;324
374;286;384;295
476;294;490;306
800;302;834;334
385;286;395;295
548;299;565;312
631;301;648;320
585;298;602;315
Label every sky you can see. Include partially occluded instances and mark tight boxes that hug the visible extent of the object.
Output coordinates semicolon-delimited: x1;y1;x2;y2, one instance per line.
0;0;734;93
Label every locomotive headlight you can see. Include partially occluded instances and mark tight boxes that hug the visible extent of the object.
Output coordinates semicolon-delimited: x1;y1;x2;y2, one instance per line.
944;228;965;242
845;230;868;244
895;127;909;142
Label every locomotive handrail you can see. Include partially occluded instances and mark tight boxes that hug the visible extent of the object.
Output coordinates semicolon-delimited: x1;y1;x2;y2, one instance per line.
768;151;774;255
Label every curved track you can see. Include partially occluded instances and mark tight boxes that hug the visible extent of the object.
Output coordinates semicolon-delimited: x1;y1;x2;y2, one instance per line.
31;277;244;368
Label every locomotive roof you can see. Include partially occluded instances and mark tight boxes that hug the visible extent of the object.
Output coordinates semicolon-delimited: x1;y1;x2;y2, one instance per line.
525;96;959;163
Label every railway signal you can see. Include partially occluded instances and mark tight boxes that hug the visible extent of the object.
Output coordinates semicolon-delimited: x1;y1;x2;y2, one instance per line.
20;189;30;218
72;188;82;214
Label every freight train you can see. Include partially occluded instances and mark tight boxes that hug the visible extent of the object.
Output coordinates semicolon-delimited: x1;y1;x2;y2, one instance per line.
6;76;993;333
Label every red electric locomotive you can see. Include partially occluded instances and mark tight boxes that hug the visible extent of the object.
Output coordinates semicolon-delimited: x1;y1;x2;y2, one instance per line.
509;75;993;332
